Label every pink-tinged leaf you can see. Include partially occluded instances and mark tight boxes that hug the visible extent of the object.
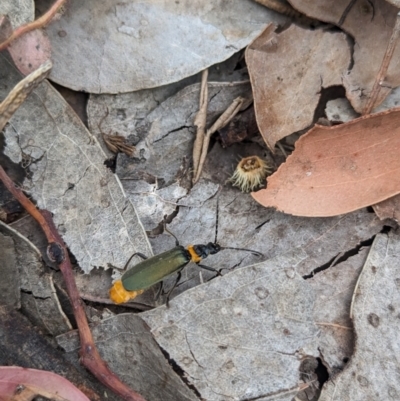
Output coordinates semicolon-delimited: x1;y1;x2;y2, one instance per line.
0;366;90;401
8;29;51;75
252;108;400;217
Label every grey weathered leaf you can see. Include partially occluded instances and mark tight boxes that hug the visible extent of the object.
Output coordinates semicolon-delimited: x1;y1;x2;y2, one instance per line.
0;221;72;335
0;54;151;273
319;231;400;400
0;231;20;310
57;314;196;401
116;81;253;186
0;0;33;28
307;248;369;372
141;252;319;401
37;0;286;93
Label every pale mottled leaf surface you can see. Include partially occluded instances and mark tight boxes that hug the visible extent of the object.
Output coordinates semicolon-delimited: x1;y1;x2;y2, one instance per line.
0;232;20;310
37;0;286;93
57;314;196;401
0;54;151;273
308;249;369;372
0;0;33;28
319;232;400;401
142;252;318;401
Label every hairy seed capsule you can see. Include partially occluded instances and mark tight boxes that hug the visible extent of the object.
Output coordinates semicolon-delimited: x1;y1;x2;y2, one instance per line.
229;156;272;192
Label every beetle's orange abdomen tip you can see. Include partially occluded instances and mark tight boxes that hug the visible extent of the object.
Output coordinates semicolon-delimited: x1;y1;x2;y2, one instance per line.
109;280;144;304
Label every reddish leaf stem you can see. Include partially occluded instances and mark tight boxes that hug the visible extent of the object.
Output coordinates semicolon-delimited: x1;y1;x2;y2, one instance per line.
0;165;147;401
363;12;400;114
0;0;67;51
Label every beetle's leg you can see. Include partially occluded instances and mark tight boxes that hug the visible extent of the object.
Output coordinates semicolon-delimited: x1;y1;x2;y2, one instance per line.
123;252;148;270
154;281;164;301
165;271;182;307
163;215;180;246
197;263;222;276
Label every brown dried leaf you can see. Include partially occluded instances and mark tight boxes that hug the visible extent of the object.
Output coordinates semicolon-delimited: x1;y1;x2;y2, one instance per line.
290;0;400;113
246;24;350;150
252;107;400;216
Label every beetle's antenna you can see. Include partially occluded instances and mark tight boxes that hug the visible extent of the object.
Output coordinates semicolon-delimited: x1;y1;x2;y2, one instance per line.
163;215;180;246
220;246;263;257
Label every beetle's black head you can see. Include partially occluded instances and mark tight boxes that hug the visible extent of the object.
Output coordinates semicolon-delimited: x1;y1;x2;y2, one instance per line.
193;243;221;260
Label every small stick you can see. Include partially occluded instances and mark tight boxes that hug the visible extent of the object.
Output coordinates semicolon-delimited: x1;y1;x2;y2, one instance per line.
0;0;67;51
363;12;400;114
192;69;209;180
193;96;244;183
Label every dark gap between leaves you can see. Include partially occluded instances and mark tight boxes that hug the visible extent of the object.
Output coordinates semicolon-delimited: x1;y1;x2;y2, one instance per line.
303;236;375;279
159;346;202;398
313;85;346;123
153;126;193;143
315;357;329;387
103;156;117;173
49;81;89;128
381;225;393;234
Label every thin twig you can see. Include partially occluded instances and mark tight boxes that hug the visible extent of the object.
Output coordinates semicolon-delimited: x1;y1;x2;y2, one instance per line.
0;165;147;401
192;69;209;180
363;12;400;114
315;322;353;330
193;96;245;184
0;0;67;51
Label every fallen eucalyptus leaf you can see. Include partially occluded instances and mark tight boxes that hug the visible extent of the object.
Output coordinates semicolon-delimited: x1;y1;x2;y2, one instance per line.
308;248;369;372
57;314;196;401
252;107;400;216
141;252;319;401
290;0;400;113
0;366;90;401
116;81;253;185
0;0;34;29
0;221;72;335
0;53;151;273
8;29;52;75
319;231;400;400
0;232;20;310
37;0;286;93
246;24;350;150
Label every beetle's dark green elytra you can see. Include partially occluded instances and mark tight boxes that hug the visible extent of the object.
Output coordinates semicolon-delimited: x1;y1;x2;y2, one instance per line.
110;202;263;306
